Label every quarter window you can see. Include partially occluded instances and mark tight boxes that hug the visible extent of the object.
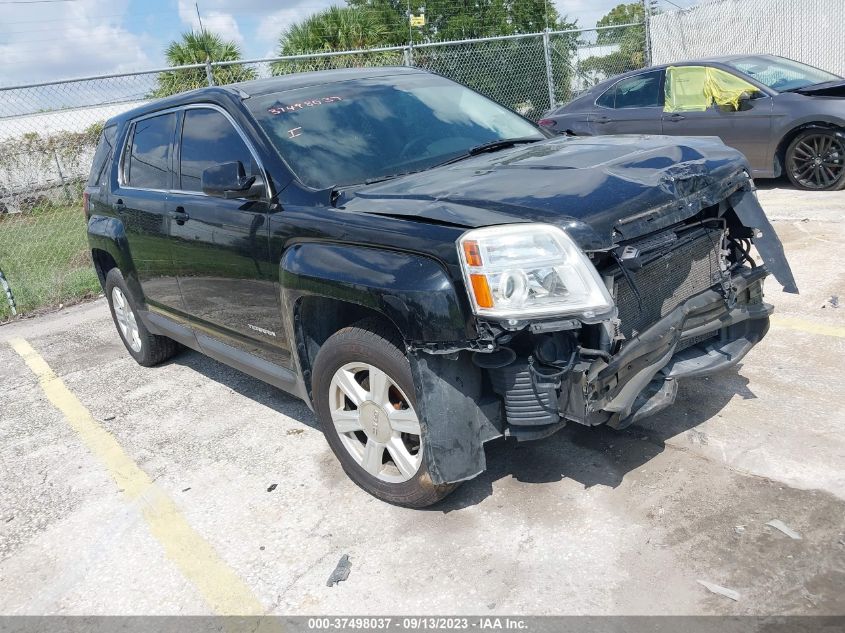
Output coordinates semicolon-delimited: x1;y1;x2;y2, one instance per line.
87;125;117;187
125;112;176;190
179;108;256;192
600;71;663;109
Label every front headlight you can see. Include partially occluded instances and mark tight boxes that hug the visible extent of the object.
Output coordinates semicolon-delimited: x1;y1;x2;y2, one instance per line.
457;223;614;320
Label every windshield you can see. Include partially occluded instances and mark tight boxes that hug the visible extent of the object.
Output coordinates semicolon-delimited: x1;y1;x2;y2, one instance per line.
725;55;840;92
247;74;543;189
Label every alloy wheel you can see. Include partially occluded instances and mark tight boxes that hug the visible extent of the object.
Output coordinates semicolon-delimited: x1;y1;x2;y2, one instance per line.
788;133;845;190
328;362;423;483
111;287;142;353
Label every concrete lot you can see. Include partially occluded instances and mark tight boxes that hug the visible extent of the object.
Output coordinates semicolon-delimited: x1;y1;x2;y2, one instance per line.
0;184;843;616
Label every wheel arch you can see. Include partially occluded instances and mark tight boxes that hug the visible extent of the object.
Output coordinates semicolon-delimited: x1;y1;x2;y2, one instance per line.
294;295;404;400
87;214;144;304
773;120;844;178
280;241;475;399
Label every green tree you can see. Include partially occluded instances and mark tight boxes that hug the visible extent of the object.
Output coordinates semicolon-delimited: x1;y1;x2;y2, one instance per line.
273;5;405;74
348;0;571;42
595;2;644;45
577;2;647;84
151;30;256;98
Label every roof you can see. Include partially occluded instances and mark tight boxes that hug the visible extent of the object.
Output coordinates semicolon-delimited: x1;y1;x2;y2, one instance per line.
104;66;425;126
229;65;424;96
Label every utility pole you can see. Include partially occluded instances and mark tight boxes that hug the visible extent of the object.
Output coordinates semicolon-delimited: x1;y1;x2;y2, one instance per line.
195;2;205;32
641;0;653;67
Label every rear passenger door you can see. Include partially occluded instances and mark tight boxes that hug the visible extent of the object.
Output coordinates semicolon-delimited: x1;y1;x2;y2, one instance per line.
114;111;184;313
169;105;287;366
591;70;665;135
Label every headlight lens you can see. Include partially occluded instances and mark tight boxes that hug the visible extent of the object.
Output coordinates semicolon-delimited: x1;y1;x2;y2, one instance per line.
457;223;614;319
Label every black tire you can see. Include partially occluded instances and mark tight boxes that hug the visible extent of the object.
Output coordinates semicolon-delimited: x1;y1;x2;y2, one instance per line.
311;319;458;508
104;268;179;367
785;129;845;191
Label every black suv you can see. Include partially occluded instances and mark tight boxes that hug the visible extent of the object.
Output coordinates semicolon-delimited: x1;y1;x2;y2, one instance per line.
85;67;797;507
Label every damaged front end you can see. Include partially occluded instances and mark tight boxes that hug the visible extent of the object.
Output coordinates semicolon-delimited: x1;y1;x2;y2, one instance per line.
410;174;797;485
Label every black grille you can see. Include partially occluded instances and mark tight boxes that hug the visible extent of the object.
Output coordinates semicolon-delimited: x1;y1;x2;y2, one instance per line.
614;229;723;340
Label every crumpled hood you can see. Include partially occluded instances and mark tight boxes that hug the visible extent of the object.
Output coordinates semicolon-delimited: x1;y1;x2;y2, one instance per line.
341;134;750;250
794;79;845;97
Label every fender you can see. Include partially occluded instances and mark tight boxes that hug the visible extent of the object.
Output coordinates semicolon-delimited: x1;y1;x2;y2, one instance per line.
279;241;473;344
279;241;501;485
86;214;145;306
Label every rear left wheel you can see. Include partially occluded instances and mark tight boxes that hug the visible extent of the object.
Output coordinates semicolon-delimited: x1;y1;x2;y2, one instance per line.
785;129;845;191
105;268;179;367
311;320;458;507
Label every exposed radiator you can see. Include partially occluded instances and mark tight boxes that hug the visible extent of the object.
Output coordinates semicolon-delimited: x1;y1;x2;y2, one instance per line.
614;228;724;341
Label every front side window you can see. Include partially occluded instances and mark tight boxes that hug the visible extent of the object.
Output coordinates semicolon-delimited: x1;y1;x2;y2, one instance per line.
179;108;256;192
246;74;543;189
611;72;663;109
125;112;176;190
664;66;760;112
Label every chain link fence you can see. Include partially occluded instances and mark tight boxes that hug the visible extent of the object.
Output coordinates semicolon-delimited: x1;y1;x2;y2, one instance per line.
650;0;845;77
0;24;644;320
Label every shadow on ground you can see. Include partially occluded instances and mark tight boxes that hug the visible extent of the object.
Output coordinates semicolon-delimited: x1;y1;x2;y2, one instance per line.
169;347;754;512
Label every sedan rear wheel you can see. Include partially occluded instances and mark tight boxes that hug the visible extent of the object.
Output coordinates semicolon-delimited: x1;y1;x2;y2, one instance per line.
785;129;845;191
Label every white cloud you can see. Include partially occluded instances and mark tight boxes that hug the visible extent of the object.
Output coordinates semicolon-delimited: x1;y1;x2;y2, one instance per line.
553;0;627;28
255;0;336;50
177;0;244;46
0;0;151;86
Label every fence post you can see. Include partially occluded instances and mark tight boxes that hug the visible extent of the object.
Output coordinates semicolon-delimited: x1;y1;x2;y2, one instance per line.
403;44;413;67
52;150;73;205
542;30;556;111
205;57;215;86
641;0;653;67
0;266;17;317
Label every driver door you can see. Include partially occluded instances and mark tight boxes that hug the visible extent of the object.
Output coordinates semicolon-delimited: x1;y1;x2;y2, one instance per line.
169;105;289;366
661;66;774;172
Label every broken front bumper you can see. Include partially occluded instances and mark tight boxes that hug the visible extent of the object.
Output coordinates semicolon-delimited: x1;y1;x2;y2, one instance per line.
567;266;771;430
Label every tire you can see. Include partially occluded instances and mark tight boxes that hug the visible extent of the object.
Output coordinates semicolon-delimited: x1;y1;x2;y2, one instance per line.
105;268;179;367
311;319;458;508
785;129;845;191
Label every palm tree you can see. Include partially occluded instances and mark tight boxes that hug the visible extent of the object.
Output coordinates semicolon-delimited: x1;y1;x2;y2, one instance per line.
151;30;256;98
272;6;402;75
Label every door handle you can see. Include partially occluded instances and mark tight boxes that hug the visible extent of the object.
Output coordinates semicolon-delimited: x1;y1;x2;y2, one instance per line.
168;207;190;224
594;116;611;124
666;113;686;122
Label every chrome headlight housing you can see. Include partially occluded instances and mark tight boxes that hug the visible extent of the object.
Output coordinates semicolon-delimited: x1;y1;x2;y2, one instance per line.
457;223;614;320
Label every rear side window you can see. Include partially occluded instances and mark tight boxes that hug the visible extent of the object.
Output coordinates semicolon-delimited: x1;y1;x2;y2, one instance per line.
87;125;117;187
125;112;177;190
179;108;256;192
601;71;663;109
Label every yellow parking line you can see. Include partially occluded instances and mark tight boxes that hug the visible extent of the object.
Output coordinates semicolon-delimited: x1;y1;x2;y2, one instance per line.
9;337;266;617
771;315;845;339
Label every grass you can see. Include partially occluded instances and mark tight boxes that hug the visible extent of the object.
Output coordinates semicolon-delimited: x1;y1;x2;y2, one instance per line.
0;202;101;321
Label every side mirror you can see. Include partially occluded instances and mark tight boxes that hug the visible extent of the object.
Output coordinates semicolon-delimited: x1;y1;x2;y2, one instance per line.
201;161;265;199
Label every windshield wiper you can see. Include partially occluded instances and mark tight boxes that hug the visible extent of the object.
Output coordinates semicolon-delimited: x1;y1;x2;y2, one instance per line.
359;137;542;185
363;170;421;185
434;136;543;167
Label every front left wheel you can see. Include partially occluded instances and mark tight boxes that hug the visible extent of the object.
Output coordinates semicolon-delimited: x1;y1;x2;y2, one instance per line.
311;320;458;508
785;129;845;191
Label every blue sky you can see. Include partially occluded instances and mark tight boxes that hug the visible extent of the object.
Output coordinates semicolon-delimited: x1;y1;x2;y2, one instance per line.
0;0;699;86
